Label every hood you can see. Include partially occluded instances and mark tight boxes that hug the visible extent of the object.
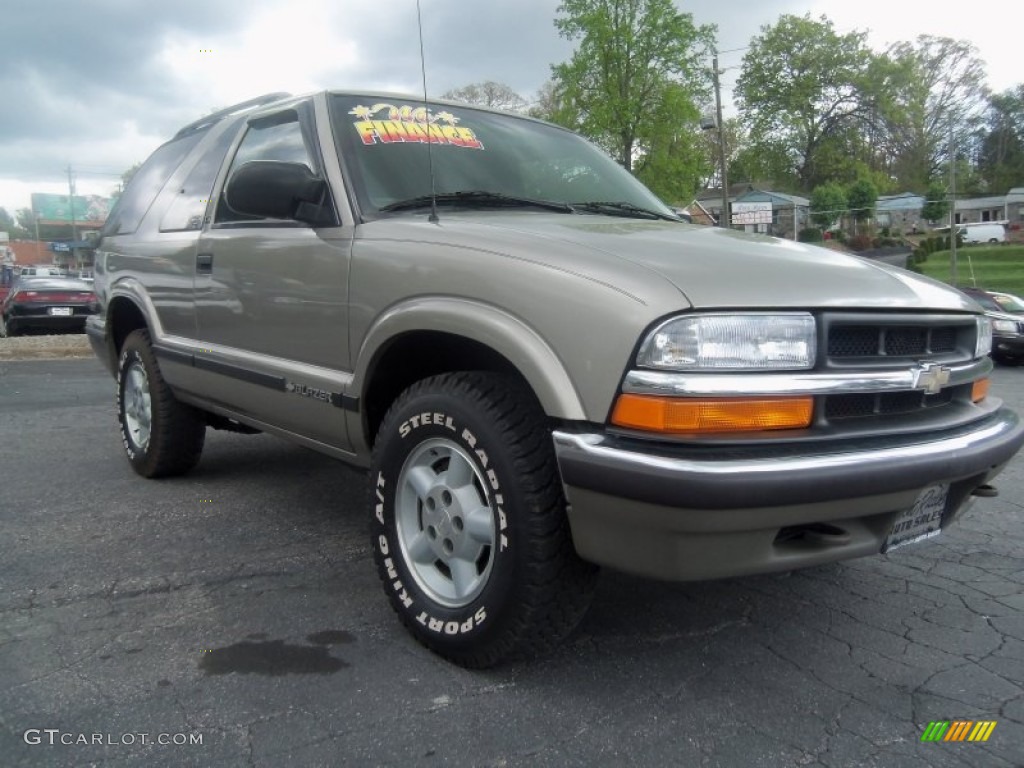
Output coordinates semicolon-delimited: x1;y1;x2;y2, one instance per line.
467;215;978;313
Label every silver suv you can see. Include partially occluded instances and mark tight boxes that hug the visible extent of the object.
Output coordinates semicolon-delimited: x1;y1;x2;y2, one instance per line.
88;91;1024;667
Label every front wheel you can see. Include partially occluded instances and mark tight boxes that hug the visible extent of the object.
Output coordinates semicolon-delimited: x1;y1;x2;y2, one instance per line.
0;314;16;337
117;329;205;477
370;372;598;667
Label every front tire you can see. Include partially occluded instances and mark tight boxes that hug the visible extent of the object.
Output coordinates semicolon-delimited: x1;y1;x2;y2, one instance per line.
370;372;598;668
0;314;16;337
117;329;205;477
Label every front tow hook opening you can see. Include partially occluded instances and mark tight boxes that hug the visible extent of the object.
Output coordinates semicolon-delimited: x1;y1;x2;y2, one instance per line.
971;484;998;498
775;522;853;547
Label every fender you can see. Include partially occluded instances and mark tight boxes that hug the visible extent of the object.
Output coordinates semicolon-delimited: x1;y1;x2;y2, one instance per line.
107;276;166;341
353;296;587;422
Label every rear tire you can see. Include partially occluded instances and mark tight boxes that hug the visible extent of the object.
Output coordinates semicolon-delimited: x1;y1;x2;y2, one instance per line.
370;372;598;668
117;329;205;477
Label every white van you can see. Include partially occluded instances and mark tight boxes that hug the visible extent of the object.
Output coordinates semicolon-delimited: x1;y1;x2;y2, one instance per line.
961;222;1006;244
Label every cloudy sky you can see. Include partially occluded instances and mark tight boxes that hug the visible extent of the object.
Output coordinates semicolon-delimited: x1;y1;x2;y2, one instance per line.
0;0;1017;220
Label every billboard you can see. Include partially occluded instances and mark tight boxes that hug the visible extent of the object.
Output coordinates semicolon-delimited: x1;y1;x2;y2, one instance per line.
31;193;111;223
732;201;773;226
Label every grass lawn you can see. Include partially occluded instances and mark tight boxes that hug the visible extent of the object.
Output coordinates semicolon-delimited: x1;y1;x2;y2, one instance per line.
918;245;1024;296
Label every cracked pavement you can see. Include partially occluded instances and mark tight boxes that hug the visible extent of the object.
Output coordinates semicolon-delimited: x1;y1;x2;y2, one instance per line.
1;358;1022;767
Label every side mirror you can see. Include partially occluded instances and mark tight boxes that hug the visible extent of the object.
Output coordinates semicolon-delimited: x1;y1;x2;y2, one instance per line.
224;161;327;223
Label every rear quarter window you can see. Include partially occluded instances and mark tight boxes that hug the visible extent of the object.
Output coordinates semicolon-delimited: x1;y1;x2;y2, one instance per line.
160;119;243;232
103;131;204;236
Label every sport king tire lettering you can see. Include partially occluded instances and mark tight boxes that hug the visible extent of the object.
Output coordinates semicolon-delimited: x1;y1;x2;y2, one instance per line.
376;409;505;636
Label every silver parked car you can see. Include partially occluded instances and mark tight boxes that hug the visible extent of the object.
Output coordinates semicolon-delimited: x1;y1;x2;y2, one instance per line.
88;91;1024;667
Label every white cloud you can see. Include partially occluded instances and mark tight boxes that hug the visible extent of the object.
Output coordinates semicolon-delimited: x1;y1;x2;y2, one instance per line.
1;0;1019;220
157;0;359;108
809;0;1015;92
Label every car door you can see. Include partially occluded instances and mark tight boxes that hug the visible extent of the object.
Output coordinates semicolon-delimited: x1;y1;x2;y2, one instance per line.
193;98;356;451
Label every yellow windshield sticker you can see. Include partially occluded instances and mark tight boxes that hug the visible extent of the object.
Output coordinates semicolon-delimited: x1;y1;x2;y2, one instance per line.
349;104;484;149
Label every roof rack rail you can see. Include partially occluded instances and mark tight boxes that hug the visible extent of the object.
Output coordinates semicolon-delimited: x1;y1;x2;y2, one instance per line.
173;92;292;139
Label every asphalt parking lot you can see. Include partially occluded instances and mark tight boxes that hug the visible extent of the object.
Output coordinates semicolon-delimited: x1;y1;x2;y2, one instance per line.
2;355;1023;767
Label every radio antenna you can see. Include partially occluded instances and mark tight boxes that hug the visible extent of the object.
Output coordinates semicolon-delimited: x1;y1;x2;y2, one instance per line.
416;0;439;224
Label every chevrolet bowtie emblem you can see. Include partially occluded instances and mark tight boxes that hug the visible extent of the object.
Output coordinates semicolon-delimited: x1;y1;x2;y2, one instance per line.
912;362;951;395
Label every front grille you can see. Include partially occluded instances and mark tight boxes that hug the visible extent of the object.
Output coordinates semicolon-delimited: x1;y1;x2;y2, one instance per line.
825;389;956;421
820;313;975;427
829;324;961;359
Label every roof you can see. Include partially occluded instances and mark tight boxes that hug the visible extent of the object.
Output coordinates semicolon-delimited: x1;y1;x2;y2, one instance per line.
877;193;924;211
734;189;809;207
174;92;292;139
956;196;1009;210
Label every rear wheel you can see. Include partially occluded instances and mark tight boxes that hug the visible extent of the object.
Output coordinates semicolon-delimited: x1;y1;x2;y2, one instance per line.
117;329;205;477
370;372;598;667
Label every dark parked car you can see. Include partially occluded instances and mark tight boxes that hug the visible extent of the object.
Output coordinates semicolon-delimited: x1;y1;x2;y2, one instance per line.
960;287;1024;365
0;277;98;336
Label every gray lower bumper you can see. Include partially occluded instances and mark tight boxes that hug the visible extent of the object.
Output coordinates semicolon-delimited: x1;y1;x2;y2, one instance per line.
553;409;1024;580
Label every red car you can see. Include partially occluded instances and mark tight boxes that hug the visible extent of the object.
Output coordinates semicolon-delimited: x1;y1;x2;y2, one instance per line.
0;277;98;337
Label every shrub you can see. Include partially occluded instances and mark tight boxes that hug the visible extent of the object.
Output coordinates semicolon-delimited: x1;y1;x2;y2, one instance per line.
849;234;873;252
798;227;823;242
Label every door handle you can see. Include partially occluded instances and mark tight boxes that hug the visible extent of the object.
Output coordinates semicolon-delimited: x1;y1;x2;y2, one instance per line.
196;252;214;274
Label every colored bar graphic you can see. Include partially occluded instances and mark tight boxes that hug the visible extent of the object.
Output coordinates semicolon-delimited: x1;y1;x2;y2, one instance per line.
921;720;996;742
944;721;972;741
968;722;997;742
920;721;949;741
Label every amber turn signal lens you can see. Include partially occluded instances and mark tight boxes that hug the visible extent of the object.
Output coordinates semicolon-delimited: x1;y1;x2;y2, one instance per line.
972;378;990;402
611;394;814;434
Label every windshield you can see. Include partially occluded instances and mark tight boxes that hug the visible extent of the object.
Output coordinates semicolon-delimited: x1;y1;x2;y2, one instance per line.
329;95;675;218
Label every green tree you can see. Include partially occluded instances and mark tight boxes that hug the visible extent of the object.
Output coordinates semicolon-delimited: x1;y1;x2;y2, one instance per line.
632;83;710;203
730;140;798;190
881;36;988;190
697;116;745;190
977;85;1024;193
441;81;528;113
846;178;878;232
16;208;70;240
809;182;846;230
921;181;950;223
528;80;580;126
550;0;715;176
121;162;142;191
735;14;878;192
0;207;30;239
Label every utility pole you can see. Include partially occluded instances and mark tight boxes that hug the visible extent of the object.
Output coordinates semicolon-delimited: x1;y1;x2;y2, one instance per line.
712;54;729;228
67;165;79;269
949;132;958;286
33;211;42;263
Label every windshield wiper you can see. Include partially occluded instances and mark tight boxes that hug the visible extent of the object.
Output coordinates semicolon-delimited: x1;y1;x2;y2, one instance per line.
380;191;575;214
571;200;679;221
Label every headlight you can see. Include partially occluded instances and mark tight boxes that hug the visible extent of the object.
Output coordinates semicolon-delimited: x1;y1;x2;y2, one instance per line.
637;313;816;370
976;317;993;356
991;319;1018;335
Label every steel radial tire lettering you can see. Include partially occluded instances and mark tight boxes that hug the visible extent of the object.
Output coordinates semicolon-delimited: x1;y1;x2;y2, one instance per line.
370;371;598;668
116;329;206;478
